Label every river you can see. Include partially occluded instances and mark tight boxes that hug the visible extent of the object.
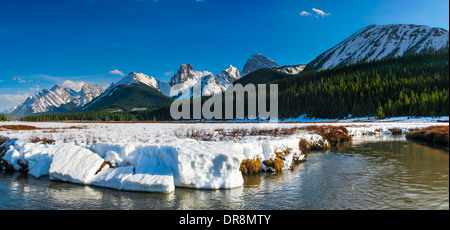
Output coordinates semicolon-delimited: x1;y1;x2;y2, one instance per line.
0;135;448;210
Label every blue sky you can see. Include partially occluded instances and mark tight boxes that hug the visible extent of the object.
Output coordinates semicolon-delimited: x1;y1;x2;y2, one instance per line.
0;0;449;112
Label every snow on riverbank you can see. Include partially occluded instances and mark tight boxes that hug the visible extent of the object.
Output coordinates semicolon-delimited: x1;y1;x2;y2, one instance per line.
281;115;449;123
0;121;447;193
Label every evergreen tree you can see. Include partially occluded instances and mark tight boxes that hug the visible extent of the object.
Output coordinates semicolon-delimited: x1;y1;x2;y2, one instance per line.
376;104;384;119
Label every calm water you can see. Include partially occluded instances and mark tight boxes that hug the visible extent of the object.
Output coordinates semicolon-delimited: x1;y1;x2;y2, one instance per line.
0;135;448;210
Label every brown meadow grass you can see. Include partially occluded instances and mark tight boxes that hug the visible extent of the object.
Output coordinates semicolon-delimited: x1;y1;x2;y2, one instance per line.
388;128;403;134
306;125;351;146
406;126;449;147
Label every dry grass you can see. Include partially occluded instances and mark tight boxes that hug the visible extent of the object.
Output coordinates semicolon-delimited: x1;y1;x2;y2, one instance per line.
176;125;350;148
83;131;102;144
406;126;449;147
306;125;351;146
299;138;328;154
62;134;75;143
175;126;307;141
388;128;403;135
63;126;88;130
0;125;86;132
0;125;41;131
262;158;284;172
239;158;261;175
263;149;291;172
29;135;56;145
310;140;327;150
174;127;215;141
298;138;310;153
240;148;299;175
95;161;115;175
276;149;298;170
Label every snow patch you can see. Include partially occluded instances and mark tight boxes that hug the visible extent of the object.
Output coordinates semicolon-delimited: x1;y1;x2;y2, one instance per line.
49;144;105;184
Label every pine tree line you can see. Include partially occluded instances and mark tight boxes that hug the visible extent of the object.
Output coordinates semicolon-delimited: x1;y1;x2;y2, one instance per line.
0;114;8;121
22;111;137;122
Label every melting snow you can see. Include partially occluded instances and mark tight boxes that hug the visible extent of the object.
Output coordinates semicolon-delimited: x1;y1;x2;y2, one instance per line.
0;120;447;193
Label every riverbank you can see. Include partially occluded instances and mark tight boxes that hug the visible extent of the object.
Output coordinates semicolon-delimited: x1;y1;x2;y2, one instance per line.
406;126;449;147
1;134;448;210
0;121;448;193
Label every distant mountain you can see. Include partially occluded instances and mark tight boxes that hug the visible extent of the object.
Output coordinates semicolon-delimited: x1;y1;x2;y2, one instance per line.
163;64;236;99
306;24;449;71
176;74;227;99
11;54;304;115
161;63;213;97
241;53;280;76
275;65;305;75
82;72;173;112
233;68;291;86
10;83;103;115
200;74;226;96
168;63;211;87
140;55;299;99
215;65;241;86
115;71;159;89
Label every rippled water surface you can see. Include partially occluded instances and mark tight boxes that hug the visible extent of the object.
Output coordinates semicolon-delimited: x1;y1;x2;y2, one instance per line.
1;135;448;210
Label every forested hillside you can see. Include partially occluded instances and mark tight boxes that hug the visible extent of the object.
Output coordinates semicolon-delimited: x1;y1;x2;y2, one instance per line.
276;49;449;119
22;49;449;121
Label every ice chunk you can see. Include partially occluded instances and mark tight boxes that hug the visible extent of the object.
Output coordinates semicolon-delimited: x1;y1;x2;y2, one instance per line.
21;143;60;178
91;141;244;190
3;147;21;170
89;166;134;190
173;141;244;189
121;170;175;193
49;144;105;184
28;154;52;178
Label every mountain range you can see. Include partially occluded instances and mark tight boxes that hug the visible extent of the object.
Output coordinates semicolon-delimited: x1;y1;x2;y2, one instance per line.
8;24;449;116
11;53;298;114
10;83;103;115
306;24;449;71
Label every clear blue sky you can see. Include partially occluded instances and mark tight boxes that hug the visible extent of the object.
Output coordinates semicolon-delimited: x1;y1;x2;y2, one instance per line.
0;0;449;112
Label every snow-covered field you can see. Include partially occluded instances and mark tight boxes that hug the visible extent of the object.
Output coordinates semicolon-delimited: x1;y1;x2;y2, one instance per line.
0;120;448;193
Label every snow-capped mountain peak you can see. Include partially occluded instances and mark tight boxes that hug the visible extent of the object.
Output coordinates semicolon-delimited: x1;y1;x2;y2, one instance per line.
175;74;226;100
164;63;213;96
169;63;196;86
73;82;104;107
274;65;305;75
241;53;280;76
169;63;212;86
115;72;159;90
215;65;241;86
307;24;449;70
200;74;226;96
9;83;103;115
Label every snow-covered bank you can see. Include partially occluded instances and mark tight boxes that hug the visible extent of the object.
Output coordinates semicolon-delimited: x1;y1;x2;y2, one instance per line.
281;115;449;123
0;121;447;193
0;122;317;192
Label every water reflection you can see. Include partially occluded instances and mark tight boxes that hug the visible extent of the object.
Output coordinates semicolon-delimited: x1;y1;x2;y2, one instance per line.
0;135;448;210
